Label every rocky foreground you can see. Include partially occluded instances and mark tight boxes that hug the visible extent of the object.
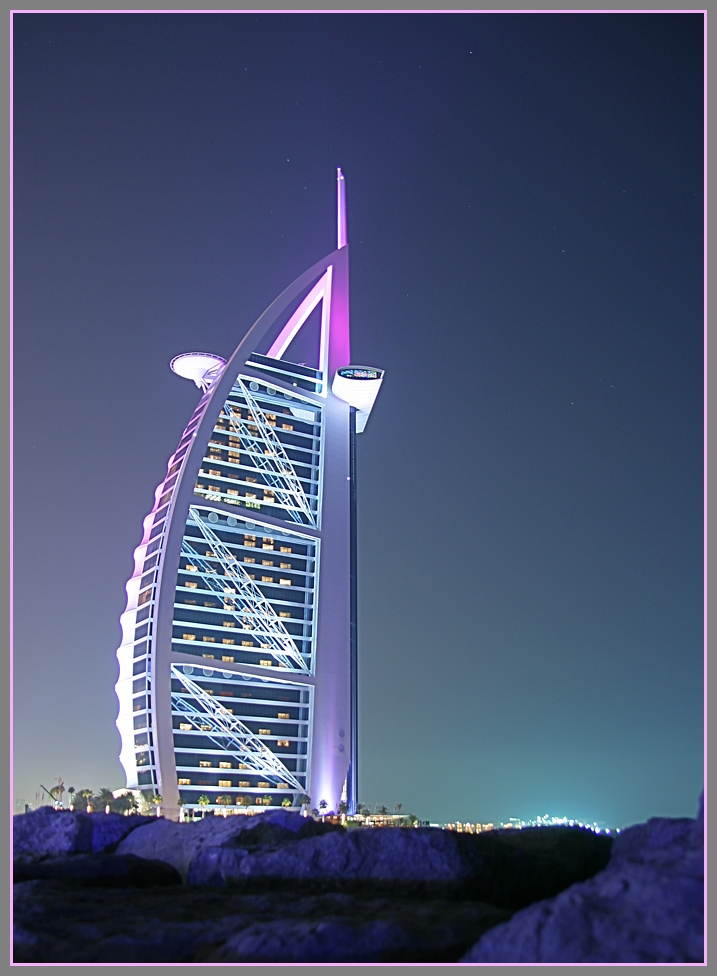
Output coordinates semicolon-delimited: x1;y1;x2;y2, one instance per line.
13;798;703;963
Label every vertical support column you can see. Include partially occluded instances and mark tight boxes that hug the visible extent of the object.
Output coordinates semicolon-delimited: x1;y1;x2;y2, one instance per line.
348;405;358;814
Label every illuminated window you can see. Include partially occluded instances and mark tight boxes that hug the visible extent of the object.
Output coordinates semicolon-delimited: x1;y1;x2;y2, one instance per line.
261;576;273;583
227;489;239;497
280;563;291;569
282;423;294;431
244;536;256;546
179;723;192;731
262;559;273;566
245;492;257;500
266;413;277;424
205;550;213;557
219;761;231;769
138;590;151;605
277;712;290;719
178;778;191;785
279;612;291;618
202;653;215;659
279;579;292;586
241;640;254;647
218;780;232;788
262;540;274;549
280;546;292;553
238;762;249;767
202;636;216;643
239;780;250;787
199;724;212;731
208;469;221;476
186;581;198;589
199;761;212;767
182;633;196;641
185;598;197;604
277;740;290;747
257;781;271;788
246;477;257;483
258;728;271;735
223;621;235;628
186;564;198;572
259;659;272;667
204;601;215;608
277;783;290;789
224;587;236;594
245;557;255;564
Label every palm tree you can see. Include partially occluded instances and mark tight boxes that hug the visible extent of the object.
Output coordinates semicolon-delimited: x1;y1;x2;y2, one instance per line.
198;795;211;818
217;795;232;816
396;803;403;814
262;794;273;806
237;795;251;810
77;789;93;813
113;792;138;816
151;793;163;817
97;788;115;814
68;787;76;811
281;797;292;808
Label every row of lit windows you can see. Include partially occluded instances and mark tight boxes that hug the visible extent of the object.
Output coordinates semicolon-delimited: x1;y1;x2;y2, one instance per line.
177;778;292;788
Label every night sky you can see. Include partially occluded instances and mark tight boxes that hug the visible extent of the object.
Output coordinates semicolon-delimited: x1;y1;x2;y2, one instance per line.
12;12;704;828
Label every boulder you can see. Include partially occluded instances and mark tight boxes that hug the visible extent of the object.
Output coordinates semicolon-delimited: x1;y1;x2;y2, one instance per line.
13;878;508;963
13;808;155;863
13;853;182;888
187;822;612;907
188;823;466;886
115;809;339;880
461;796;704;963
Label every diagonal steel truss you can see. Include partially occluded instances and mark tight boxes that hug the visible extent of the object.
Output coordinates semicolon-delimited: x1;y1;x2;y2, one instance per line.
183;507;309;672
170;664;303;792
225;379;316;526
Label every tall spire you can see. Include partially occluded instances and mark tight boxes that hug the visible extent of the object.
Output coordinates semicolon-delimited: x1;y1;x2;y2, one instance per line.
337;167;347;248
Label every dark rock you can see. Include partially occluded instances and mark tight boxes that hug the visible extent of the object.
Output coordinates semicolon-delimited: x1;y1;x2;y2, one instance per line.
187;822;612;910
14;853;182;888
13;878;509;963
188;824;467;886
13;808;155;863
461;797;704;963
454;824;613;909
116;809;340;879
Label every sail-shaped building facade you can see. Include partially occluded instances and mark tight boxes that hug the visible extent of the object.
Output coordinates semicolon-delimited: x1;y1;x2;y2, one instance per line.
114;172;383;819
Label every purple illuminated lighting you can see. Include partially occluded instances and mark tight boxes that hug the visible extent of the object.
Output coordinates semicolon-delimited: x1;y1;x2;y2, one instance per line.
337;166;347;249
266;266;333;388
115;170;378;817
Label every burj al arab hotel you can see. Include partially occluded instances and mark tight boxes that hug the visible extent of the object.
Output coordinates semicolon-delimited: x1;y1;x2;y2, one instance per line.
115;172;383;819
